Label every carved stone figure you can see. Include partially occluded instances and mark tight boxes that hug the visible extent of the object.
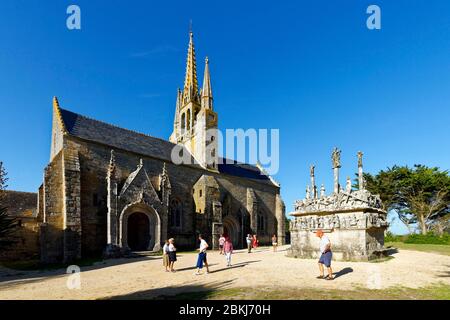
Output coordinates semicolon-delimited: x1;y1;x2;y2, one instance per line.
357;151;363;168
313;216;319;229
333;215;340;228
320;184;326;198
344;216;351;228
358;214;367;228
307;216;312;229
310;165;315;177
346;177;352;193
332;147;341;169
323;216;330;229
301;217;307;229
318;216;324;228
306;185;311;200
328;217;334;229
350;214;357;226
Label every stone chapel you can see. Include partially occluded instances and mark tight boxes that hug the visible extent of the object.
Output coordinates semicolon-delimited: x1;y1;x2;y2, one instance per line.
3;31;286;263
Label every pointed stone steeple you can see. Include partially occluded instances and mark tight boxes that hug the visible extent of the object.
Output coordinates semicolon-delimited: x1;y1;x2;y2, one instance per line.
201;57;213;110
168;28;219;171
182;31;199;104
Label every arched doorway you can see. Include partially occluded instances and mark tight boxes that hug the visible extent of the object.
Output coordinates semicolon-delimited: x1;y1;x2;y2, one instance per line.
223;216;241;248
127;212;150;251
119;203;161;252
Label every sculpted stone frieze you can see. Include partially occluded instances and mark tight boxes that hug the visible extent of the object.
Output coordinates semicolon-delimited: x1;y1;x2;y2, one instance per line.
290;211;388;231
294;188;383;214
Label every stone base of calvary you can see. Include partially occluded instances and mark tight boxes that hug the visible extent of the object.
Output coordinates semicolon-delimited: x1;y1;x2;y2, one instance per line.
288;149;389;261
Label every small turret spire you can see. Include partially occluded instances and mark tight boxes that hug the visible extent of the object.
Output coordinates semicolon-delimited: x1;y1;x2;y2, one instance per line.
201;56;213;110
173;88;182;128
107;149;117;178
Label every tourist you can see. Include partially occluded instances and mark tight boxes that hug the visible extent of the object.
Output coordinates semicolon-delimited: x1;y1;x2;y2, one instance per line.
219;234;226;255
272;234;278;252
316;230;334;280
252;234;259;249
168;238;177;272
223;237;233;267
162;239;170;272
246;234;253;253
195;234;210;275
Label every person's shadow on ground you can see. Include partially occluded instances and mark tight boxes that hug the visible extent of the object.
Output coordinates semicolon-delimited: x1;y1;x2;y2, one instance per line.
333;267;353;279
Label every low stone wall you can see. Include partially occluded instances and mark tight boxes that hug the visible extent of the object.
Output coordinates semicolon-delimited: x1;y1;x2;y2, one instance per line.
0;191;40;261
0;218;40;261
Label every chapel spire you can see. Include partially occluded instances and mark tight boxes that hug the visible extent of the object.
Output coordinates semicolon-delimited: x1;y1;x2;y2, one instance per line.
182;30;199;104
201;57;213;110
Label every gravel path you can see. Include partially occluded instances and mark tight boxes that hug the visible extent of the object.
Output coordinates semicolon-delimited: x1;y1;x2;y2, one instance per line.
0;245;449;299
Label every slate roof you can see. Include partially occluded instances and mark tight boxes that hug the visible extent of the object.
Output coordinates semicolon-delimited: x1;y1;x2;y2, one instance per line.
58;108;275;186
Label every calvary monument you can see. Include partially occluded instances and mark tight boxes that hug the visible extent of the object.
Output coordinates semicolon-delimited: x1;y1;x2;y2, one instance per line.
288;149;389;261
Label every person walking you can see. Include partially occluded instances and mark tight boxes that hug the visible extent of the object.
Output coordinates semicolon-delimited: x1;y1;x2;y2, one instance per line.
218;234;226;255
195;234;210;275
252;234;259;249
168;238;177;272
162;239;170;272
223;237;233;267
246;234;253;253
316;230;334;280
272;234;278;252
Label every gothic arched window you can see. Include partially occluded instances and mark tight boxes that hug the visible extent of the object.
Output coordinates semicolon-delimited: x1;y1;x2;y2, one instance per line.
169;199;182;229
257;213;266;233
186;109;191;131
181;113;186;134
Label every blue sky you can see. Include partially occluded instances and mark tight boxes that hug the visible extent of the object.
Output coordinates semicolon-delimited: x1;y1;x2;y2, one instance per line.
1;1;449;234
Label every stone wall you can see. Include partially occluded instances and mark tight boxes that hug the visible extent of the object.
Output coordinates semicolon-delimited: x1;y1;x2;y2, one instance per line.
63;146;82;262
0;191;39;261
40;151;65;263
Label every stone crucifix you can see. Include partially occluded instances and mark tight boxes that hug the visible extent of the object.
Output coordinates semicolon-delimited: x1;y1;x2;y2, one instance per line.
310;164;317;199
331;147;341;194
357;151;364;190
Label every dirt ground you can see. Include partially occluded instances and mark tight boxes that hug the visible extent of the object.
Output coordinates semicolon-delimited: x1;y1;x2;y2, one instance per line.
0;245;449;300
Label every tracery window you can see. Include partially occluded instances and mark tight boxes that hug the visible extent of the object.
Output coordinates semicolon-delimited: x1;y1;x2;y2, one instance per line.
169;199;182;228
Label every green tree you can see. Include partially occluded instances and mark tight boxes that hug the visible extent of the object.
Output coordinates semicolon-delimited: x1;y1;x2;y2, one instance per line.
363;165;450;235
0;161;17;248
0;161;7;201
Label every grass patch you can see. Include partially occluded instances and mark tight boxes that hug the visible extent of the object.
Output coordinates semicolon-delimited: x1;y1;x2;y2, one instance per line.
155;284;450;300
386;242;450;256
385;232;450;245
